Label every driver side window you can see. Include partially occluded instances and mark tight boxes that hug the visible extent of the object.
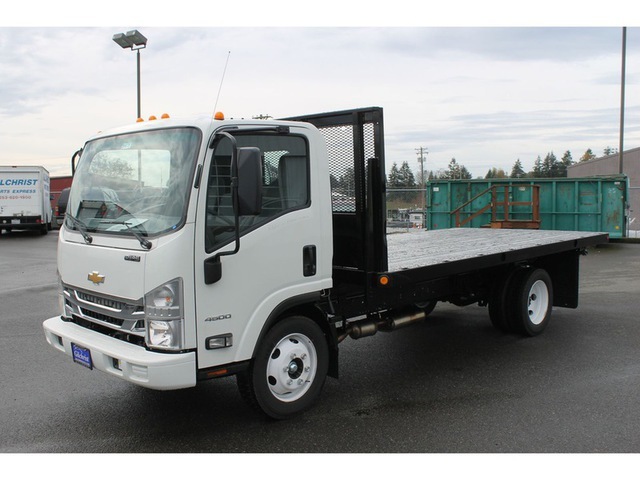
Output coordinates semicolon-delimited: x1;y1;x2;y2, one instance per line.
205;133;309;252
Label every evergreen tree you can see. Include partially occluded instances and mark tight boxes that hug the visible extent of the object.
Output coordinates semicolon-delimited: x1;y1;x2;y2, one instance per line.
532;155;544;177
510;159;526;178
397;161;417;188
486;168;506;179
338;167;355;196
444;158;472;180
388;162;400;187
330;174;340;191
542;152;560;177
558;150;573;177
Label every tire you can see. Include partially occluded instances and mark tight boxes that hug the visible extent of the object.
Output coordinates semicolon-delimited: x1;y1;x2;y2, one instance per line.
415;301;437;316
488;268;521;333
508;268;553;336
237;316;329;420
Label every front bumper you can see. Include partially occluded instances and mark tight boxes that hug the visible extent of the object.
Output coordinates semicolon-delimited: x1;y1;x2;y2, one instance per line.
43;316;196;390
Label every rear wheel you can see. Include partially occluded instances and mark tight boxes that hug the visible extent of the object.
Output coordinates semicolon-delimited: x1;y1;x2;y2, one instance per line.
237;316;329;420
415;300;437;316
508;268;553;336
488;268;521;333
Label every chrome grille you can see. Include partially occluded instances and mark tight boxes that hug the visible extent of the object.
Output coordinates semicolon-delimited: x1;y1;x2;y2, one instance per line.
76;291;127;311
63;285;145;337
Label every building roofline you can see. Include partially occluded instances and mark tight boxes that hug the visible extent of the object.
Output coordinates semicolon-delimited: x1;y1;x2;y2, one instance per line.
568;146;640;169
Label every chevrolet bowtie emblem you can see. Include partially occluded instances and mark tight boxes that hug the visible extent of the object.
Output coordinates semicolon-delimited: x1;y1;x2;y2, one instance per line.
88;271;105;285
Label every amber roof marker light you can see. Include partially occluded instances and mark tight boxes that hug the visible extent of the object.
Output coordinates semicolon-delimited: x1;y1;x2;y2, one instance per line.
112;29;148;120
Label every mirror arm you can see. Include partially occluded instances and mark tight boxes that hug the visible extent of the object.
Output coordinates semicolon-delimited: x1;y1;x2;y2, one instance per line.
205;132;241;285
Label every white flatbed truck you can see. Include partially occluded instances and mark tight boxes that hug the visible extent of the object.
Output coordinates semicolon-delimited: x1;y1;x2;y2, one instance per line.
43;107;608;419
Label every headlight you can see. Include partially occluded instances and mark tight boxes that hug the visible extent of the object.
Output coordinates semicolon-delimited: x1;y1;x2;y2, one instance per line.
57;273;71;319
57;273;65;317
145;278;184;350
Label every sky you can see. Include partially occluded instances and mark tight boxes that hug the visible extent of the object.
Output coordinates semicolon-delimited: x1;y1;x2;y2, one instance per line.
2;2;640;180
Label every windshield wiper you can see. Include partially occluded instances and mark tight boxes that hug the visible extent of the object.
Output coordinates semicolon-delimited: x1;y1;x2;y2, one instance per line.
98;220;152;250
65;213;93;244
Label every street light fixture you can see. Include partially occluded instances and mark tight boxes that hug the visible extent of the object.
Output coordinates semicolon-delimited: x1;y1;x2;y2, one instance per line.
112;29;148;119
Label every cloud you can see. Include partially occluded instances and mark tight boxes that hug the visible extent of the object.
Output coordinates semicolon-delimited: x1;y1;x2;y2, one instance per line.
0;26;638;179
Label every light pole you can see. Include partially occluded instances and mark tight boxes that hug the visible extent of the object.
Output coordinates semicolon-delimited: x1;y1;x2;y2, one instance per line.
112;29;148;120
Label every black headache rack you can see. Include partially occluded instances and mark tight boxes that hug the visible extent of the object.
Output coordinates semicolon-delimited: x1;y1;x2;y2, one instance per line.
283;107;388;314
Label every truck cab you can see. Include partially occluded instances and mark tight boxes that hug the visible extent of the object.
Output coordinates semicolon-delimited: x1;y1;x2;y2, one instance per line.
44;113;335;416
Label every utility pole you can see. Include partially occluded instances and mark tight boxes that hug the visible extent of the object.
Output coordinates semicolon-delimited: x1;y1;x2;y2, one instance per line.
619;26;627;174
416;147;428;228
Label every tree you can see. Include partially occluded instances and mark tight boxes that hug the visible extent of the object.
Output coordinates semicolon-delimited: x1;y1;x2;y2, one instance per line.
486;167;506;179
603;146;618;156
558;150;573;177
442;158;472;180
510;159;526;178
388;162;400;188
531;155;544;177
397;161;417;188
337;167;355;196
542;151;560;177
388;161;419;203
580;149;596;163
91;153;134;179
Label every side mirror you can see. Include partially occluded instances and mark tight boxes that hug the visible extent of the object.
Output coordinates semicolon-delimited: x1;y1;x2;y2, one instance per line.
71;148;82;175
236;147;262;216
204;145;263;285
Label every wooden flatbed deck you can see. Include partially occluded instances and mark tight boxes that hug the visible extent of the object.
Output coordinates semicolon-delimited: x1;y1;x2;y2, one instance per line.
386;228;609;272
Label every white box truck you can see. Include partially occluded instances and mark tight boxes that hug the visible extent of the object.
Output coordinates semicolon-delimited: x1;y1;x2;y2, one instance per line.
0;165;53;234
42;108;607;419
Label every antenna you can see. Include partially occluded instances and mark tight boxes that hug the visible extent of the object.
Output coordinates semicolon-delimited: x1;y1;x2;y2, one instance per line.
213;51;231;115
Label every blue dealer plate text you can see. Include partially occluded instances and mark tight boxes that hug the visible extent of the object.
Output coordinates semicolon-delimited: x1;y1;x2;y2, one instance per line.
71;343;93;370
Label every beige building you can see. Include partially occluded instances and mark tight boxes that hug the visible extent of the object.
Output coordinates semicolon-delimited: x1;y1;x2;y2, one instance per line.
567;147;639;233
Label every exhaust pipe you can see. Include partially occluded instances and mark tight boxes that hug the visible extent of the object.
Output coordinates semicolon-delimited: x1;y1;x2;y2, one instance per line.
338;307;426;342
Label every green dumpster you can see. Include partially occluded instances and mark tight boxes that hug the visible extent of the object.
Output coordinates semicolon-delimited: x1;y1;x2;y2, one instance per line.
426;176;628;238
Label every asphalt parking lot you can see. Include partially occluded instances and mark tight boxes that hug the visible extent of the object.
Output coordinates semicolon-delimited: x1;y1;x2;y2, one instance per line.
1;229;639;460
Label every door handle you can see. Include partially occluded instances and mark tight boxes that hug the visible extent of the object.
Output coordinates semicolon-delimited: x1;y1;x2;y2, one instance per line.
303;245;316;277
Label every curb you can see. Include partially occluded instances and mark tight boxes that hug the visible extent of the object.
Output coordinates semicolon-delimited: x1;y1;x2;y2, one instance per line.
610;237;640;244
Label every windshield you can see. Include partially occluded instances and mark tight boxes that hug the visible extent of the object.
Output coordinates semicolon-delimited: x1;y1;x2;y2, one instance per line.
66;127;201;238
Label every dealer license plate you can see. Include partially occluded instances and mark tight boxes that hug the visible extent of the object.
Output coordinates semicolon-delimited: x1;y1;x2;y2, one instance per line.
71;343;93;370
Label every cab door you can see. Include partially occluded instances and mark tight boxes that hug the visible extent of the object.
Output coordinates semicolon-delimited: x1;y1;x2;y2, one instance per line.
193;128;328;371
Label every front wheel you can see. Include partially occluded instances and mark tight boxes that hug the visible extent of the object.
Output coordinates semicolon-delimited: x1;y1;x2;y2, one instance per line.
237;316;329;419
